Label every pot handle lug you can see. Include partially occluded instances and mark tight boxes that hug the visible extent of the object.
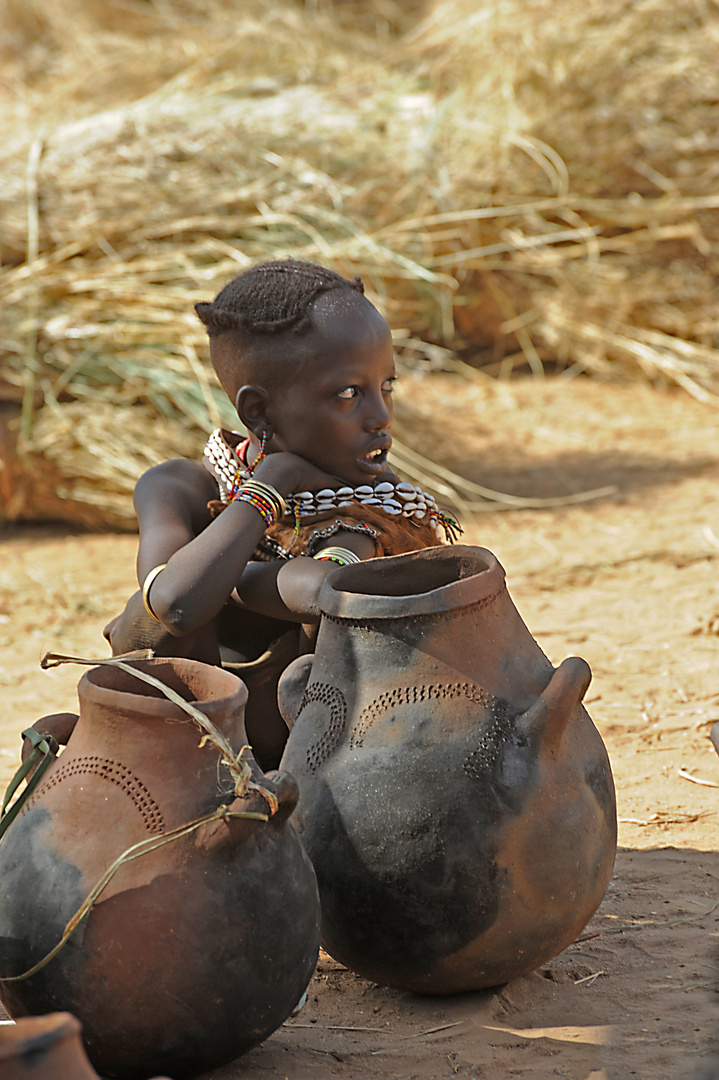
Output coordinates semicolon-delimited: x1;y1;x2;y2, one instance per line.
277;654;314;730
0;719;75;840
260;769;300;825
210;770;299;850
516;656;592;753
20;712;79;764
710;721;719;758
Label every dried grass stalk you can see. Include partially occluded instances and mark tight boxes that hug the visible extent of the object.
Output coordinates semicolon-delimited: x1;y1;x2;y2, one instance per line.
1;0;718;525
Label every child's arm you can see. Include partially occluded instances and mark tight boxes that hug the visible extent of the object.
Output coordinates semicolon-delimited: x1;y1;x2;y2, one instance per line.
104;457;223;659
233;529;377;622
132;452;347;636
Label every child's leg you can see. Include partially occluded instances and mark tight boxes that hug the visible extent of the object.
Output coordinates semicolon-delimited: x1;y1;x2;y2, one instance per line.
223;626;301;771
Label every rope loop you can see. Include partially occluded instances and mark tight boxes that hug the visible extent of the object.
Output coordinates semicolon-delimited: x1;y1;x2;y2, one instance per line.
0;729;59;841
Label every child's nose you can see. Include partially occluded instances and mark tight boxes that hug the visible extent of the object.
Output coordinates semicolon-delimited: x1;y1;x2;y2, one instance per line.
364;391;391;430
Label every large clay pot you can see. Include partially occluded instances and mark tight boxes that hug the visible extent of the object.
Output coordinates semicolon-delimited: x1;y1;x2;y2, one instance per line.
0;658;320;1079
0;1013;171;1079
279;545;616;994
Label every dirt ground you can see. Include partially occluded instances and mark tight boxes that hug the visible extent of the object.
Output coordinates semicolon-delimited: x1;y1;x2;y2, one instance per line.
0;374;717;1080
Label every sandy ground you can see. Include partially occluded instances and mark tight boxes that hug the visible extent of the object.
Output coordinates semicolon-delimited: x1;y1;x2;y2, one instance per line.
0;374;717;1079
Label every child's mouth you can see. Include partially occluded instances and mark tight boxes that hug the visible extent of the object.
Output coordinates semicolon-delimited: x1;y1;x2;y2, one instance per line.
358;444;390;473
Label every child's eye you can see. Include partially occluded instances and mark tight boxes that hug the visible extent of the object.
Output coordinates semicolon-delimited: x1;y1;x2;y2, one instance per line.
337;386;357;400
382;377;396;393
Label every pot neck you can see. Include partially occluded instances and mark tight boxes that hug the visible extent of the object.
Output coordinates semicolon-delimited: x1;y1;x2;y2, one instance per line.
318;545;505;622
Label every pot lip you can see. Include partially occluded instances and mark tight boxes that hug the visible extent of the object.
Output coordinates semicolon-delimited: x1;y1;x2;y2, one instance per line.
77;657;248;719
317;544;505;620
0;1012;81;1059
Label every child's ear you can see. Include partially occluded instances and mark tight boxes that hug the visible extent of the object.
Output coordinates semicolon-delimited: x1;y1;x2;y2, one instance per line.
235;385;273;440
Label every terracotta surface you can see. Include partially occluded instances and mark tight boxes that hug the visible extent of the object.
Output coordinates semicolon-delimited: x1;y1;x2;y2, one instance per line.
0;376;717;1078
279;544;616;993
0;659;320;1080
0;1012;171;1079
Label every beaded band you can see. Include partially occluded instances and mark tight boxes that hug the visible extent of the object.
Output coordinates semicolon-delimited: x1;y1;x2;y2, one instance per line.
141;563;167;623
232;480;286;527
312;546;361;566
204;429;463;543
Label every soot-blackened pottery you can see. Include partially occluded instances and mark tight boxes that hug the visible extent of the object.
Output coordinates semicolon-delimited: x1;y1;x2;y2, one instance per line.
279;545;616;994
0;1012;171;1079
0;658;320;1079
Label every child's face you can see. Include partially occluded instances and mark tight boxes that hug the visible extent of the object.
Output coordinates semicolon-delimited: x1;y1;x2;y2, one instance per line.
267;294;395;486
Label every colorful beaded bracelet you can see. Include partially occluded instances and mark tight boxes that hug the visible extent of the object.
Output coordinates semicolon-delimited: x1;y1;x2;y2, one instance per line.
232;480;286;526
312;546;361;566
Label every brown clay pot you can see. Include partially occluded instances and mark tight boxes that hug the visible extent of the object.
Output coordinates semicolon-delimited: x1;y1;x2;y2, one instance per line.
279;545;616;994
0;1012;171;1079
0;658;320;1079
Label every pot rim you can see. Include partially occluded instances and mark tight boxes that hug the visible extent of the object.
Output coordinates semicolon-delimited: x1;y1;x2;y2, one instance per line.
77;657;248;721
0;1012;81;1061
317;544;505;620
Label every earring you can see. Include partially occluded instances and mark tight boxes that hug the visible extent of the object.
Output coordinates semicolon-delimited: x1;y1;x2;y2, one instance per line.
247;430;267;476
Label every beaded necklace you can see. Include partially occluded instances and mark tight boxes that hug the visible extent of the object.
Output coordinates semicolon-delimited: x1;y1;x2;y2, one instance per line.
203;429;462;542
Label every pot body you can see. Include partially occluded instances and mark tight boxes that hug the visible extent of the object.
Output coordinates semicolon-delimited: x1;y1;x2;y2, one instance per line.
280;545;616;994
0;658;320;1079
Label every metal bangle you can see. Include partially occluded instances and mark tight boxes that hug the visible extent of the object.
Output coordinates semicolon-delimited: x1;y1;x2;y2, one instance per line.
141;563;167;622
312;546;361;566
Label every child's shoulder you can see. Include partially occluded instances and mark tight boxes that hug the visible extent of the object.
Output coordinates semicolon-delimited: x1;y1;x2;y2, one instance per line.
134;457;218;520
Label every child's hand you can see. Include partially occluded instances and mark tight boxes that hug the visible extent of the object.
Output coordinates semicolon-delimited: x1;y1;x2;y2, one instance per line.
253;452;362;495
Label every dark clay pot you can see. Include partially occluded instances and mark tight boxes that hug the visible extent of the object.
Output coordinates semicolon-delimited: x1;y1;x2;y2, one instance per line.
0;1012;171;1079
0;658;320;1079
279;545;616;995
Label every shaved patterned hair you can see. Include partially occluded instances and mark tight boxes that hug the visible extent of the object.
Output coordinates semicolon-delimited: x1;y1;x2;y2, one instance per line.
195;259;365;338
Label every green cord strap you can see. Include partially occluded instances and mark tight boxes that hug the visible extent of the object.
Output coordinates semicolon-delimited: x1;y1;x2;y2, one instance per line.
0;802;268;984
0;729;59;841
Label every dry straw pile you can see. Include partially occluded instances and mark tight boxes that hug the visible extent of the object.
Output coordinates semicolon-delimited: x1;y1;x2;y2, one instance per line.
1;0;718;527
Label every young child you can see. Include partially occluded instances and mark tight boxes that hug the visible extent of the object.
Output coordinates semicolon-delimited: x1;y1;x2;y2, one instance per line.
104;260;458;767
